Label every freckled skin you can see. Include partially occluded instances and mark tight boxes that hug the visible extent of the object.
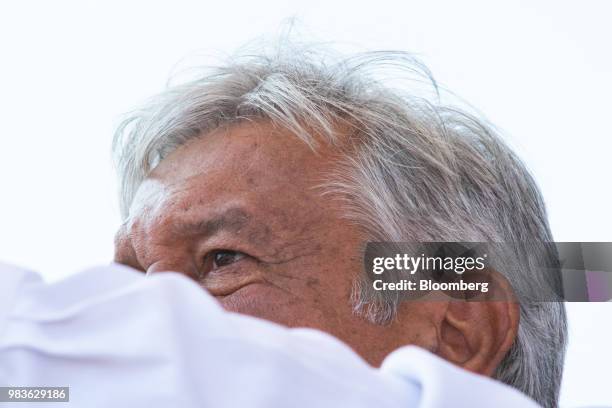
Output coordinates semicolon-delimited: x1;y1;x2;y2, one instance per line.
114;121;437;366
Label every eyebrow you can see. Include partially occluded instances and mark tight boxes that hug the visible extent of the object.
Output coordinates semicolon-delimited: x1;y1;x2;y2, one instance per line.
170;207;252;239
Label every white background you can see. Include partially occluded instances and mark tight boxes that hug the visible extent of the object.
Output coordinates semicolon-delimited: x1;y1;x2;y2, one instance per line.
0;1;610;406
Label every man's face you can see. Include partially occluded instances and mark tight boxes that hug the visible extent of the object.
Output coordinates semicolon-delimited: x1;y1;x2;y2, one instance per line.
114;122;425;365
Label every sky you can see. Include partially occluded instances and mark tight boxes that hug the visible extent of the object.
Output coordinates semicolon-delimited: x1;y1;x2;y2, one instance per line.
0;1;610;406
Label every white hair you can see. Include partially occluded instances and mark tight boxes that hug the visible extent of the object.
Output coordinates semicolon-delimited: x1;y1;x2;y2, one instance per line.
113;42;567;407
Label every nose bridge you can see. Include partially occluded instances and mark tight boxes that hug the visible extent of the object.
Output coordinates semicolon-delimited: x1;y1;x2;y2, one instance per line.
131;206;191;277
129;182;200;278
146;258;196;277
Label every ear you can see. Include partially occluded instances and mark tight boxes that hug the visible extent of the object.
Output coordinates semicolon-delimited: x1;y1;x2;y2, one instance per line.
435;271;519;376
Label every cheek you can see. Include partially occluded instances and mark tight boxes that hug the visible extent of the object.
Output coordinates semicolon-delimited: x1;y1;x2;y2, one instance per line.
217;283;328;328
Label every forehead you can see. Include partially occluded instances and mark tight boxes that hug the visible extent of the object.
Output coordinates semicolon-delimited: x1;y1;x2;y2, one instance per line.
155;122;320;182
129;122;337;220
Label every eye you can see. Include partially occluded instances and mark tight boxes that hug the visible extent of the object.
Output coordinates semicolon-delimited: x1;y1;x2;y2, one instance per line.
197;249;250;280
210;249;245;269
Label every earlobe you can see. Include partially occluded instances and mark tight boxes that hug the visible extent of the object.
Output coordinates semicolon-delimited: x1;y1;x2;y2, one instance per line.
436;271;520;376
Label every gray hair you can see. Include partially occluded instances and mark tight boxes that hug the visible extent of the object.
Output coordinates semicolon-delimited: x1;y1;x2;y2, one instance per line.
113;42;567;407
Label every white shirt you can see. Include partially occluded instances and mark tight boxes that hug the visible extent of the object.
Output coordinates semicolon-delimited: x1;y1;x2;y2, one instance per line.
0;262;539;407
